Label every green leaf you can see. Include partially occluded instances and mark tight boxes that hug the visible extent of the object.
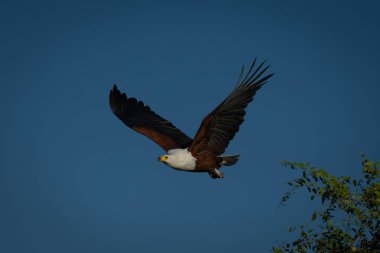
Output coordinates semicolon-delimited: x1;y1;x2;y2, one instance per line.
311;212;318;221
274;154;380;253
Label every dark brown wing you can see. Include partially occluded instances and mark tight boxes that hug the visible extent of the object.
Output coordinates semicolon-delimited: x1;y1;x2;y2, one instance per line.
109;85;192;151
190;59;273;155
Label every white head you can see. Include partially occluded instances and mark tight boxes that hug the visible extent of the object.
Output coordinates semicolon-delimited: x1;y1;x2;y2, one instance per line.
158;148;196;171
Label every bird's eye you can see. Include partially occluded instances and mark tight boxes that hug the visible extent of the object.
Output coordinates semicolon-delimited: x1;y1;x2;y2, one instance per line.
165;156;168;159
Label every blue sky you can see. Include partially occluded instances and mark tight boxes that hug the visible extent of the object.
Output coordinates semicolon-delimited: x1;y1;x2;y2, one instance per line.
1;1;379;252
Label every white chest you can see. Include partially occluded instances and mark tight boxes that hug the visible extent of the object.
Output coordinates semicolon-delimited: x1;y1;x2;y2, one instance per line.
166;148;197;171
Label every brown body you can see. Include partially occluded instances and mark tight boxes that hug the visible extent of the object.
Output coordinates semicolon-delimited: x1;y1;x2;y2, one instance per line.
193;150;223;171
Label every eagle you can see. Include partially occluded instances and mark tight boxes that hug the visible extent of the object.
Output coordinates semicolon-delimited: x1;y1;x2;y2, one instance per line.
109;59;273;179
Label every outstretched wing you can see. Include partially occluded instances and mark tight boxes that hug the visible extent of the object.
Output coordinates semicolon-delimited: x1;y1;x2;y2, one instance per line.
190;59;273;155
109;85;192;151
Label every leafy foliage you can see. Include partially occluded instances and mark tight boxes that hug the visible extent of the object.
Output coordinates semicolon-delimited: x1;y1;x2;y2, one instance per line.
272;154;380;253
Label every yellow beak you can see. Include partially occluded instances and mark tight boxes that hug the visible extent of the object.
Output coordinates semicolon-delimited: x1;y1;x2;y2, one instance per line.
158;156;168;162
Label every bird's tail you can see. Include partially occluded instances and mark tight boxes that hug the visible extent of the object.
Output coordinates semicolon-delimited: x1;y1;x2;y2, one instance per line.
219;155;240;166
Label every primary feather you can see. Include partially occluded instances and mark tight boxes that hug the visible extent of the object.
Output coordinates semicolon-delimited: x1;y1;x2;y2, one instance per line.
109;85;192;151
190;59;273;155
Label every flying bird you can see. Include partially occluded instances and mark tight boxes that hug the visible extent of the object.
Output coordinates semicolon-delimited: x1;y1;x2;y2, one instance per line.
109;59;273;179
